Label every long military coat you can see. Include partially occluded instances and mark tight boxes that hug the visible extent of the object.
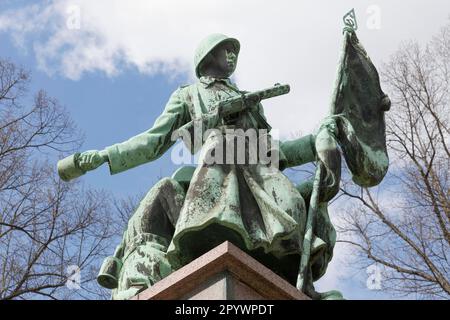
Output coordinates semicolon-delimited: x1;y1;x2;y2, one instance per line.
104;76;334;283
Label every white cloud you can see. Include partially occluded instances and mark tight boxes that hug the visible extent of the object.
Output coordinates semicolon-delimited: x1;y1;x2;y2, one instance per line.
1;0;449;298
1;0;449;136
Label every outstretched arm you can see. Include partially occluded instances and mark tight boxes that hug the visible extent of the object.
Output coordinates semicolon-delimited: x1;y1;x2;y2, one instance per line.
279;134;316;170
77;87;190;175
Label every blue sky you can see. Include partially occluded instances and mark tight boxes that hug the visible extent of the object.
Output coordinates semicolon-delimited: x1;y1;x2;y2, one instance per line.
1;0;449;299
1;29;184;198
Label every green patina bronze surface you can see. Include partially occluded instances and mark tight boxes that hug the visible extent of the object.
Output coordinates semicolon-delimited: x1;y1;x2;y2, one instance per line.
58;10;390;300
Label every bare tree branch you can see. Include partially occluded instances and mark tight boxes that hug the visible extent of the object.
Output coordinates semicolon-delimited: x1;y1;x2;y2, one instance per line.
0;58;123;300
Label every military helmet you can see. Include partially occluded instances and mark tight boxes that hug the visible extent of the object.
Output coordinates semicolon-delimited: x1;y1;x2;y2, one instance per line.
194;33;240;78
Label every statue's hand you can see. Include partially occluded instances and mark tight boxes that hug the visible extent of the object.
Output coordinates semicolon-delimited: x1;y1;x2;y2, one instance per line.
317;116;339;137
243;93;261;108
77;150;106;171
315;117;341;202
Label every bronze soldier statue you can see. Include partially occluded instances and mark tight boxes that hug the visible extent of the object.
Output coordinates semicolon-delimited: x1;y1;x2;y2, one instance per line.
58;13;390;300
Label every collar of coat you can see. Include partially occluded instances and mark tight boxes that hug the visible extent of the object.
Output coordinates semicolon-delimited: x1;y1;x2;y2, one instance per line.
199;76;239;91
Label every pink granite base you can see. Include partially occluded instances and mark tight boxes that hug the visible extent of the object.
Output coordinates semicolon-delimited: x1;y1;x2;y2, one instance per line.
132;241;309;300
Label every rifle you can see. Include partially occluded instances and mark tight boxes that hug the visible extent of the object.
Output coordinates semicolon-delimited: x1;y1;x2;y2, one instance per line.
216;83;290;117
174;83;290;145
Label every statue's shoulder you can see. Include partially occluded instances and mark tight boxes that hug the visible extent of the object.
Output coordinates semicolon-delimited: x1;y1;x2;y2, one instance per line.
176;83;195;94
175;83;201;101
167;84;190;101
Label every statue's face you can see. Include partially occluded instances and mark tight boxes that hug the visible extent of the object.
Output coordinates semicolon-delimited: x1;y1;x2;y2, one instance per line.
208;41;238;78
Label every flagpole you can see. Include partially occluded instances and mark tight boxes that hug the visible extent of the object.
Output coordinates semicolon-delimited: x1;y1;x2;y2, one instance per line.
296;9;358;298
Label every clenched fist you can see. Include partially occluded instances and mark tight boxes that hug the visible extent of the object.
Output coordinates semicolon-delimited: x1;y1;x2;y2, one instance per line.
77;150;108;171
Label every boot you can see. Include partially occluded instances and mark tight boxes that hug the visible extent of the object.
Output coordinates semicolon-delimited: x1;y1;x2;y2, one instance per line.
113;234;173;300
